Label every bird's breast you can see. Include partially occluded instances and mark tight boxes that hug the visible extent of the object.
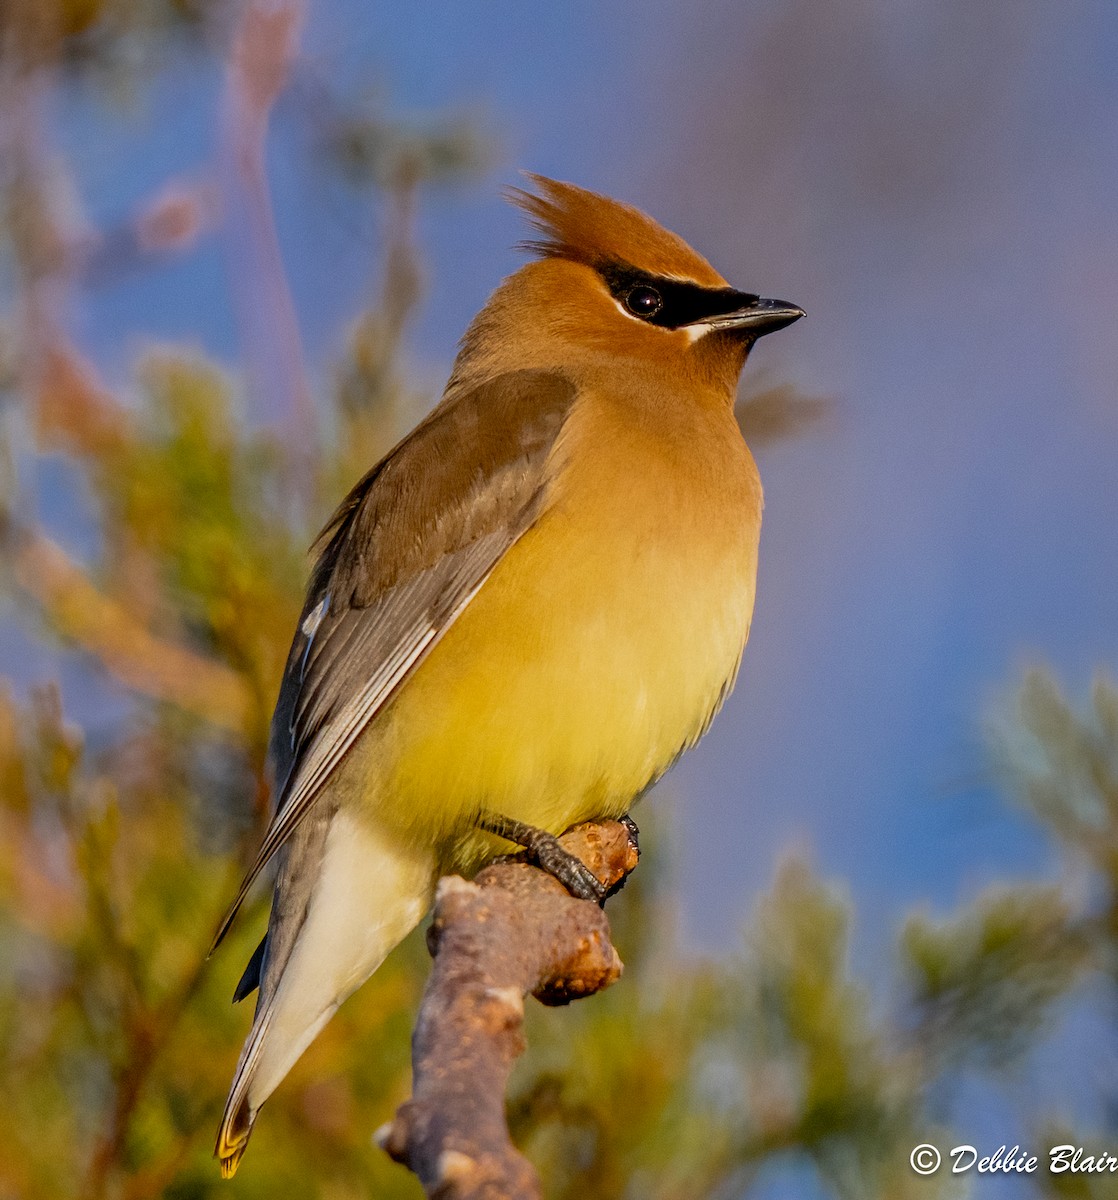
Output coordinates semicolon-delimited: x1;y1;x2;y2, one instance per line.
360;388;763;844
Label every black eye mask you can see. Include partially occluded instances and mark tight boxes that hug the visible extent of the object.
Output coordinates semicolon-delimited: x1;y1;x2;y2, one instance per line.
598;262;760;330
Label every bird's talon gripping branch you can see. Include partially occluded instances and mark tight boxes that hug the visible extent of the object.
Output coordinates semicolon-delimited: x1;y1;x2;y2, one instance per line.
620;813;640;853
477;811;608;904
600;813;642;900
533;834;608;904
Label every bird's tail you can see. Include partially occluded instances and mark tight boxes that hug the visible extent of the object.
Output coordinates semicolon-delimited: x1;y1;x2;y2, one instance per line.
216;809;436;1176
216;1012;273;1178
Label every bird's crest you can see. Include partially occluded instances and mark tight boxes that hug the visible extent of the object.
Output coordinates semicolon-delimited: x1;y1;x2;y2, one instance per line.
509;174;726;288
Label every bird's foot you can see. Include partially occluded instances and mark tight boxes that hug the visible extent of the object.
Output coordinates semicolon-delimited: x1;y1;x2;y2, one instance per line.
478;812;607;904
529;830;607;903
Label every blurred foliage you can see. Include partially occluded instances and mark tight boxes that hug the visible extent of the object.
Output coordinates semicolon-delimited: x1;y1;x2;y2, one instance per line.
0;4;1115;1199
0;0;223;101
902;884;1086;1071
514;860;948;1200
990;671;1118;889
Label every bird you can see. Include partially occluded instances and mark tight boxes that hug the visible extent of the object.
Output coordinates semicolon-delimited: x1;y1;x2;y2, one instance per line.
213;174;803;1175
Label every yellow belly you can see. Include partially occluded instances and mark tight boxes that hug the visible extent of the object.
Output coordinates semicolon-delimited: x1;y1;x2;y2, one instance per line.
346;392;762;869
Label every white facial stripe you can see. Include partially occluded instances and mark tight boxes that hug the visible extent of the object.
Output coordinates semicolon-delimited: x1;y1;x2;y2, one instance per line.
611;297;712;342
610;297;646;324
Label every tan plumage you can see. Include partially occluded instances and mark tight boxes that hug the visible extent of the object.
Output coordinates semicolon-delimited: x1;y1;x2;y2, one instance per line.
213;175;803;1175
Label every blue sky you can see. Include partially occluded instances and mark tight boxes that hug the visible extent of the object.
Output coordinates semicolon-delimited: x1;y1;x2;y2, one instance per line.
13;2;1118;1174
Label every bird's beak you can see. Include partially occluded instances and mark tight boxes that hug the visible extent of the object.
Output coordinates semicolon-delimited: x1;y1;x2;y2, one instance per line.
699;297;805;338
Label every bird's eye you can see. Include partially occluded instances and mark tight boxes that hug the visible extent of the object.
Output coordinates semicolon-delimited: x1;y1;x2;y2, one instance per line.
624;286;663;319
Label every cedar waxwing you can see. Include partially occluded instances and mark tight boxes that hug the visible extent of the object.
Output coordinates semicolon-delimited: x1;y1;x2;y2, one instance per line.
213;175;803;1175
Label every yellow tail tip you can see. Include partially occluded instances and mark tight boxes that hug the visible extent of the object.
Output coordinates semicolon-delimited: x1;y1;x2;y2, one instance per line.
218;1148;245;1180
216;1097;255;1179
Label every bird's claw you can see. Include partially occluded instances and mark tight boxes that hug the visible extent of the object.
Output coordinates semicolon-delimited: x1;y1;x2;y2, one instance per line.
620;813;640;857
478;811;608;903
530;832;607;904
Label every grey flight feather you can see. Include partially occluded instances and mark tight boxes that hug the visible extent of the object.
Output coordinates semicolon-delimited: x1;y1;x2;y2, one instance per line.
211;368;579;962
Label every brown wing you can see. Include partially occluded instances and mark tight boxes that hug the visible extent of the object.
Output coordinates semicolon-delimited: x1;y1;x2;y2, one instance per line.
211;369;578;951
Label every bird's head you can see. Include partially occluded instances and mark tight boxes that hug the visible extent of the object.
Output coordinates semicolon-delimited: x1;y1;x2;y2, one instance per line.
452;174;804;397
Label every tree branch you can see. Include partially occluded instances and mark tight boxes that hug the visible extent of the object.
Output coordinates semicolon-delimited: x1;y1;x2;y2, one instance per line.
377;819;640;1200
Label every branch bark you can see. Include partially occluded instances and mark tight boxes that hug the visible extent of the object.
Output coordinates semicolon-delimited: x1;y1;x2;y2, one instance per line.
377;819;640;1200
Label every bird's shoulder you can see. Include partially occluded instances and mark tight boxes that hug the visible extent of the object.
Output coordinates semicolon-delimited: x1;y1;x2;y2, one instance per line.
312;367;580;607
